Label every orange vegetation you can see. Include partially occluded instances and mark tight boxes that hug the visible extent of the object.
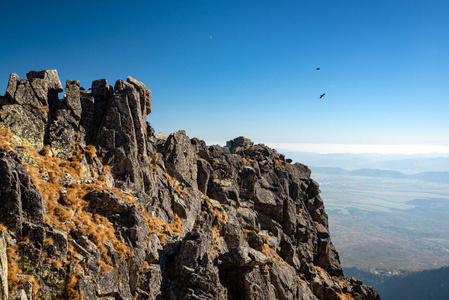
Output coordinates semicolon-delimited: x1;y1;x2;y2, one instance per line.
83;145;97;159
6;246;40;296
140;205;183;245
207;202;227;226
22;143;131;265
148;153;158;172
65;265;82;299
315;266;324;281
211;226;221;254
0;128;14;150
262;243;289;267
274;159;286;170
337;292;356;300
141;261;150;271
2;129;186;297
166;173;191;196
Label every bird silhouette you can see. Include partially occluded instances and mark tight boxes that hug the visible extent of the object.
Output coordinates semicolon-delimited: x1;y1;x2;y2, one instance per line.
316;68;320;70
320;93;325;99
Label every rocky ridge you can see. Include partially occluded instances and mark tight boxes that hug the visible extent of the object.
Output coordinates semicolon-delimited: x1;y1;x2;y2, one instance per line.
0;70;380;299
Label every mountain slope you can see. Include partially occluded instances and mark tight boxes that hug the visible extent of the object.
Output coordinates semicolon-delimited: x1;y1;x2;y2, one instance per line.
0;70;379;299
345;266;449;300
376;266;449;300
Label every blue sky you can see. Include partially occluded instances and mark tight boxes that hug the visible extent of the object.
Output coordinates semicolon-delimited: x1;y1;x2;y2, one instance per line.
1;0;448;153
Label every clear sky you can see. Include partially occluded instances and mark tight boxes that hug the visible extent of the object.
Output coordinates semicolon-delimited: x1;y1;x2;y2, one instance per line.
1;0;448;154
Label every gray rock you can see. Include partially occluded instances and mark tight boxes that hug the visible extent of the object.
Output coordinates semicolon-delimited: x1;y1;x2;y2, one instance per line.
5;73;19;101
221;246;268;267
147;234;163;263
196;158;212;194
96;269;119;296
14;79;43;109
29;78;49;105
26;70;63;92
139;264;163;298
0;231;8;300
0;150;45;239
64;80;82;120
10;289;27;300
127;76;152;115
226;136;254;155
163;130;198;189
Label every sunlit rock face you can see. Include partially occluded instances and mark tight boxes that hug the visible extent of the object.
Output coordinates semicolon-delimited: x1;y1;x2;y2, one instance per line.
0;70;380;300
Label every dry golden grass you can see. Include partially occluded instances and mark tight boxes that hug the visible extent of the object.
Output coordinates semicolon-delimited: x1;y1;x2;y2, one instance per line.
207;202;227;226
337;292;356;300
264;264;270;273
0;128;14;150
39;106;49;112
141;261;150;271
315;266;324;282
4;130;186;296
148;153;158;172
84;145;96;159
17;138;137;296
140;206;184;246
6;246;40;296
262;243;290;267
211;226;221;254
173;213;183;234
6;247;20;294
0;223;8;233
65;266;82;299
274;159;286;170
166;173;191;196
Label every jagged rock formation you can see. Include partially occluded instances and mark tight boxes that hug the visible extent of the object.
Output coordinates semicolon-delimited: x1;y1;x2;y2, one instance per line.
0;70;380;299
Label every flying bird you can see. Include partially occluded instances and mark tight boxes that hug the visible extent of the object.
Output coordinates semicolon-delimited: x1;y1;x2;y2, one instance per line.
319;93;325;99
316;68;320;70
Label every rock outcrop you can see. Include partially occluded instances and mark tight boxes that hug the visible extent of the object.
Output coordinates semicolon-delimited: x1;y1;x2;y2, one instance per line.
0;70;380;299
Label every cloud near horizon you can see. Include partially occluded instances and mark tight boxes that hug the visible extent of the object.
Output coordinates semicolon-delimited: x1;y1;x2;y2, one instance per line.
265;143;449;155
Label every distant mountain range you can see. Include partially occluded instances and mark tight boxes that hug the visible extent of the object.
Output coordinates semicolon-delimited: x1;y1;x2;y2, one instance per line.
282;151;449;174
311;167;449;184
345;266;449;300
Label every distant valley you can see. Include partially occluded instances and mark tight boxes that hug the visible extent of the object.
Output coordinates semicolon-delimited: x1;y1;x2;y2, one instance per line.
311;166;449;184
313;171;449;272
278;151;449;273
299;153;449;299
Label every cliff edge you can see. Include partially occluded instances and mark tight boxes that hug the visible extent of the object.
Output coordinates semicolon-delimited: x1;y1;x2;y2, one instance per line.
0;70;379;299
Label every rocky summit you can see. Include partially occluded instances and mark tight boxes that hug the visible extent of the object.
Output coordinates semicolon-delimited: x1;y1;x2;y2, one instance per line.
0;70;380;299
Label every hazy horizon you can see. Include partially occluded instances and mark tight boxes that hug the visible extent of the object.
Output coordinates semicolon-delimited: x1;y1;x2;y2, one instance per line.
268;143;449;155
205;139;449;156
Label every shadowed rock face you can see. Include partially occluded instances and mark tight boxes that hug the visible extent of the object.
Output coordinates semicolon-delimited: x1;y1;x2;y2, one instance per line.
0;70;380;300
